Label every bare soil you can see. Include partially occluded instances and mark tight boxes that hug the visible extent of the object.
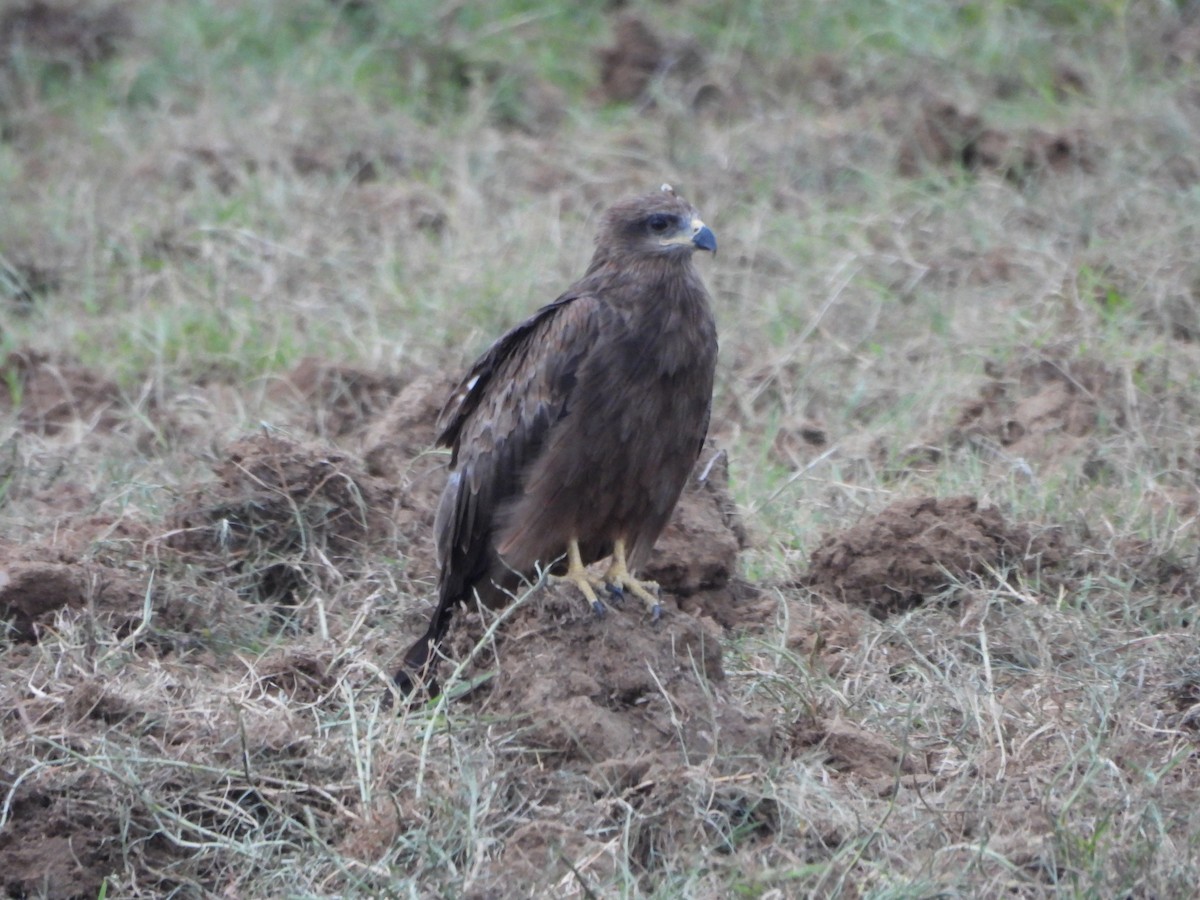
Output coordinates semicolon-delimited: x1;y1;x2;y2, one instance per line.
0;346;1106;895
3;248;1190;898
0;348;130;437
0;367;781;897
803;495;1065;617
0;1;130;72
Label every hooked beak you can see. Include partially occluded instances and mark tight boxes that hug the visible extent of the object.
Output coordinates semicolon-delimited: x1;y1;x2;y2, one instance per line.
691;220;717;253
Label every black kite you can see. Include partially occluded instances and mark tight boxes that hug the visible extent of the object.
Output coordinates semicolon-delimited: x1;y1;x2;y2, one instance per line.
395;185;718;695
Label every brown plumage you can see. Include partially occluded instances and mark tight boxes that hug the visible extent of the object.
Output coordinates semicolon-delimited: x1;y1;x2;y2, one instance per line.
395;185;718;696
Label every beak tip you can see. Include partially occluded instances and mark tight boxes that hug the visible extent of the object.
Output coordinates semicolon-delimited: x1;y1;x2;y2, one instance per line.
692;226;717;253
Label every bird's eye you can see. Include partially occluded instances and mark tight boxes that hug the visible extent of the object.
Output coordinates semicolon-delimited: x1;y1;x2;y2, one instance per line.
647;214;672;233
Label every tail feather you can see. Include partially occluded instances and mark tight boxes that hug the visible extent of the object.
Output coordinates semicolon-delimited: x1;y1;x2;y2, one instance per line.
393;583;460;699
393;547;515;702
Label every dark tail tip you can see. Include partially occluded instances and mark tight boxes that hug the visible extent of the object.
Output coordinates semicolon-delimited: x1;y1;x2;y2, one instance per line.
389;633;443;708
392;666;417;695
391;593;460;709
392;664;441;702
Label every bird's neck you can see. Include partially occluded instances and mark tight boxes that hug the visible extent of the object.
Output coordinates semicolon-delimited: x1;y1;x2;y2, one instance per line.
587;255;708;313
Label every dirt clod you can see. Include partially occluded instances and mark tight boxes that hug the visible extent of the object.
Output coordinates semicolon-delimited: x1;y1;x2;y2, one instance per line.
361;373;457;584
0;772;118;900
0;560;83;639
167;432;398;603
454;584;774;764
644;446;768;629
598;16;665;104
361;372;453;479
0;348;127;436
898;97;1094;181
271;357;405;437
803;495;1062;617
952;352;1126;472
0;1;130;71
789;714;927;795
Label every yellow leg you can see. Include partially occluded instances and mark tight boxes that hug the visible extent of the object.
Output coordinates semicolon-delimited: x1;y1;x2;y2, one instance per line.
603;538;663;620
554;538;608;615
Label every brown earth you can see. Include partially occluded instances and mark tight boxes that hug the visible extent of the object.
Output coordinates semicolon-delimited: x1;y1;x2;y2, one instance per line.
788;713;929;797
0;348;130;437
446;583;774;764
361;371;461;597
166;431;402;604
642;445;774;629
0;350;1170;895
0;1;130;72
598;15;665;104
0;508;164;644
595;15;708;110
0;638;342;898
0;768;124;900
359;581;779;895
3;347;1095;894
270;356;407;437
783;594;877;679
92;366;775;897
802;495;1065;617
897;96;1095;182
950;350;1128;473
867;344;1200;497
0;522;264;653
0;352;1119;897
0;557;84;639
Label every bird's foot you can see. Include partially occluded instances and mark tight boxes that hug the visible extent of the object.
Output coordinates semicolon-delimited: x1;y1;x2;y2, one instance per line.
554;539;609;617
605;581;625;606
605;573;662;621
602;544;663;622
552;572;607;617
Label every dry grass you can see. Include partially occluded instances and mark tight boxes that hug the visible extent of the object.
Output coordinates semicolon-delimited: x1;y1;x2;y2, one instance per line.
3;0;1200;897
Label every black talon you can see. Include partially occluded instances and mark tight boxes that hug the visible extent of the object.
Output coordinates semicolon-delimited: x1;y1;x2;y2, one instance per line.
605;582;625;603
650;602;663;622
592;599;608;618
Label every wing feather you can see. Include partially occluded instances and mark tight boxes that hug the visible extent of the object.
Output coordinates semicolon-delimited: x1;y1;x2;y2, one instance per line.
432;291;608;608
400;295;607;689
438;294;580;454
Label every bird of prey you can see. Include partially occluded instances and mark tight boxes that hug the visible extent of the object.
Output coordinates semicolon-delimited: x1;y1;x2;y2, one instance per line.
395;185;718;696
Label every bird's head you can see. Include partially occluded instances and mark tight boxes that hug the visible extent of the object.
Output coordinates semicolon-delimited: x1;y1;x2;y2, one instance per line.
595;184;717;263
